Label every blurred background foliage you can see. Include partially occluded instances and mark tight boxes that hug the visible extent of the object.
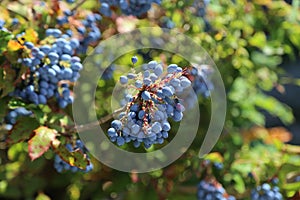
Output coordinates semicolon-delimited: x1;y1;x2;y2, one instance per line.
0;0;300;199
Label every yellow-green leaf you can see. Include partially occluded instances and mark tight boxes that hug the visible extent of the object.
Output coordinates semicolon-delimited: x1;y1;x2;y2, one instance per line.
52;142;89;170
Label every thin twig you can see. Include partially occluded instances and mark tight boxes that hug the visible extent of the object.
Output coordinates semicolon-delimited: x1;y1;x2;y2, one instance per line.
71;0;87;12
175;185;197;194
73;107;125;132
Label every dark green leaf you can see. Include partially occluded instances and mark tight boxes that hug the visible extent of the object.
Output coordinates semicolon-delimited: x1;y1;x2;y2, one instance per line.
7;117;39;145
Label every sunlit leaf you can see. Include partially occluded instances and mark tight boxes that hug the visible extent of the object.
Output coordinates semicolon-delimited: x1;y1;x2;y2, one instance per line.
249;32;267;48
282;181;300;192
28;126;57;161
204;152;224;163
233;174;245;193
254;94;294;125
7;40;22;51
251;51;282;67
35;192;51;200
23;28;38;44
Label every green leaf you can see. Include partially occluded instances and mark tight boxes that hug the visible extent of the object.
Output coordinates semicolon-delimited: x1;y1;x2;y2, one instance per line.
48;113;74;127
7;117;40;145
0;97;9;119
254;94;294;125
47;113;74;133
233;173;246;193
35;193;51;200
251;51;282;67
0;64;16;98
8;99;26;109
28;106;46;124
241;108;265;126
7;142;26;161
228;77;249;102
52;140;89;170
249;32;266;48
0;30;13;53
282;181;300;192
23;29;38;44
28;126;57;161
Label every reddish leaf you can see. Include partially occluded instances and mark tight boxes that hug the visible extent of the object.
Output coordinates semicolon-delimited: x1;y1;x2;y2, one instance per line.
28;126;57;161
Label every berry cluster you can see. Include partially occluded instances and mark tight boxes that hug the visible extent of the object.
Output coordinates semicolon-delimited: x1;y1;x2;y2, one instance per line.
4;107;32;130
11;29;82;108
75;14;102;54
56;9;74;26
107;57;192;148
188;65;213;98
99;0;161;17
55;9;102;54
251;183;283;200
54;140;93;173
197;180;236;200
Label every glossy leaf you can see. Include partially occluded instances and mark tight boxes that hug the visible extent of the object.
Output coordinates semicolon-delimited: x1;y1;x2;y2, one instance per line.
7;117;39;145
52;140;89;170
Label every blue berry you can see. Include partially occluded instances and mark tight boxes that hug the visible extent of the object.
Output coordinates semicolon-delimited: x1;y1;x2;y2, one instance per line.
131;56;138;64
98;0;161;17
197;180;236;200
162;86;173;97
141;91;151;100
251;183;283;200
4;107;32;126
120;76;128;85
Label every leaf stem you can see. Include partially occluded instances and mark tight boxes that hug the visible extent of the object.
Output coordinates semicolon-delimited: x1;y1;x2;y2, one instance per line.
72;106;125;132
71;0;87;12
